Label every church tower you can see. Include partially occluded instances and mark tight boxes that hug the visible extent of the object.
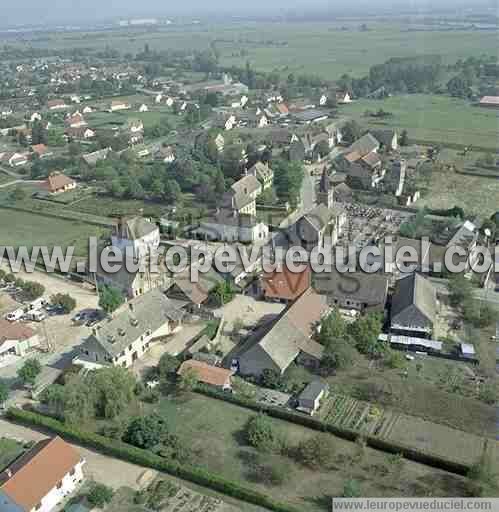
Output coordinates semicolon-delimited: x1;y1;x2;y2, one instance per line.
317;167;334;209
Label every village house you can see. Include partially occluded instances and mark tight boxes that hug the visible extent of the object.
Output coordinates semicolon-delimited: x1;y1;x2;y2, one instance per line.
0;436;85;512
296;380;329;416
109;100;131;112
236;288;329;377
247;161;273;190
336;91;352;104
64;112;87;129
177;359;233;391
155;145;176;163
138;103;149;112
390;273;437;339
479;96;499;109
30;112;42;122
0;152;29;167
371;129;398;152
82;105;93;114
76;289;184;369
0;320;40;358
261;265;312;304
47;99;67;110
44;172;77;194
81;147;112;167
313;269;389;314
111;216;160;261
216;112;237;131
64;126;95;141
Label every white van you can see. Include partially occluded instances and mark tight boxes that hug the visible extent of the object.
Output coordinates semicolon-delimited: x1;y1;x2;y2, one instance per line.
5;308;25;322
28;297;48;311
25;310;47;322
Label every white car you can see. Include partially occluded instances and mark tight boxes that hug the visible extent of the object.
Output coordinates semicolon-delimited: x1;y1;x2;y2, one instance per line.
405;354;415;361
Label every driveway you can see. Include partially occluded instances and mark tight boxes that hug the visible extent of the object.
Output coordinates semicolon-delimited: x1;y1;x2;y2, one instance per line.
0;418;158;490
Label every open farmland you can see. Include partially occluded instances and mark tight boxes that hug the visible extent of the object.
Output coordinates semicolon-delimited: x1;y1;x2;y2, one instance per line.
340;94;499;150
8;22;498;80
0;207;108;257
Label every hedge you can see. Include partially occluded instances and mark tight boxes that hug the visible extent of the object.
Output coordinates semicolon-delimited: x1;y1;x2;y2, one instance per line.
7;408;299;512
194;385;472;476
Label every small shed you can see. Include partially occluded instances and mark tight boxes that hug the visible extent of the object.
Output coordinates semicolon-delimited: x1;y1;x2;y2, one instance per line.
460;343;476;359
296;380;329;416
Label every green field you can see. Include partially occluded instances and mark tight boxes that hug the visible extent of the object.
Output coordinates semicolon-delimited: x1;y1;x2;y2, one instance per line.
0;207;108;257
86;108;178;130
10;22;498;79
341;94;499;149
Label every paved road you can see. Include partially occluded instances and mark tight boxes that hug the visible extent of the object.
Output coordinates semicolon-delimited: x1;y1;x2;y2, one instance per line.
0;179;42;189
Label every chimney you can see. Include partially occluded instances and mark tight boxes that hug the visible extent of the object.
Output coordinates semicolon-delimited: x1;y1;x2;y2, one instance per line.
129;302;134;313
6;469;12;479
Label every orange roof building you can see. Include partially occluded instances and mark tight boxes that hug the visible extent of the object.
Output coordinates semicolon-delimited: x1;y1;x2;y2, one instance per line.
0;436;85;512
262;265;311;303
177;359;233;389
44;172;76;194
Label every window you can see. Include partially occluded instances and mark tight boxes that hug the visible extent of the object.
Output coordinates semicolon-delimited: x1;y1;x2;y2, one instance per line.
70;468;76;476
57;481;63;489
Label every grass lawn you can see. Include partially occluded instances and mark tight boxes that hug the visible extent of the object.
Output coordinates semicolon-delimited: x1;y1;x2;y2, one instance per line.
86;109;178;130
0;438;25;472
340;94;499;150
0;207;108;258
145;394;468;507
413;160;499;218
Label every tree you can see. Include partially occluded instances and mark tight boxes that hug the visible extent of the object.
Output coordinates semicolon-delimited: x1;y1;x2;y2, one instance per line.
244;413;276;451
294;434;335;469
40;384;66;418
99;285;124;314
260;369;284;390
212;281;235;306
342;120;363;144
18;358;42;387
87;483;114;508
347;313;384;358
399;129;409;146
51;293;76;314
91;367;137;420
320;338;356;374
21;281;45;301
158;353;180;379
272;159;304;208
123;413;169;449
0;381;9;405
176;368;198;392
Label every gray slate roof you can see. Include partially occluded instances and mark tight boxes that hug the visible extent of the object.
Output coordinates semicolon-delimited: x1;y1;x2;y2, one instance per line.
298;380;329;401
302;204;336;232
348;133;380;158
391;273;437;328
84;289;184;357
239;289;328;372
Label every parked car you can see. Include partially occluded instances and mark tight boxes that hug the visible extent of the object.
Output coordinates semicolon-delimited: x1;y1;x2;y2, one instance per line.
5;308;25;322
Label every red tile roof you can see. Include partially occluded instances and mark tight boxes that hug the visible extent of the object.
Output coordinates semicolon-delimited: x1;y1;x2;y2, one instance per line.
0;320;35;345
0;436;82;512
45;173;75;193
262;265;311;302
177;359;232;387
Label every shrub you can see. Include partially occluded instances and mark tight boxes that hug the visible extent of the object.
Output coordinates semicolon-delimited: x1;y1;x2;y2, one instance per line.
244;413;276;451
87;483;114;507
123;413;169;449
294;434;335;469
343;479;361;498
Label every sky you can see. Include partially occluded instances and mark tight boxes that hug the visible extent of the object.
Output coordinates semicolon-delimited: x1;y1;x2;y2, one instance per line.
1;0;491;27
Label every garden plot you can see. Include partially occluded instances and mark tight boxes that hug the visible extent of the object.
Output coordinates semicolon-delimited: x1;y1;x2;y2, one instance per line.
321;394;398;436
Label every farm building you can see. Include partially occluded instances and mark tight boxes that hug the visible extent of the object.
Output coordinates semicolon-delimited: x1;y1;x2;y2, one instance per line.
177;359;233;390
479;96;499;108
